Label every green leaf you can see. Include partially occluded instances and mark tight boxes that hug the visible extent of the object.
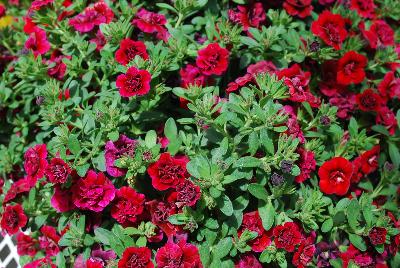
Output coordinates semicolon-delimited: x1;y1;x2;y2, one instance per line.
258;200;275;231
348;117;358;136
94;228;113;245
248;132;259;155
213;237;232;259
348;233;367;251
234;156;261;168
347;199;360;231
388;142;400;168
217;194;233;216
248;184;269;200
260;129;274;155
145;130;157;148
321;218;333;233
68;135;81;155
164;118;177;140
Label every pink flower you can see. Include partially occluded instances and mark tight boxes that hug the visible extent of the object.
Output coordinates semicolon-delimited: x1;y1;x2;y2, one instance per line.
180;64;210;88
47;50;69;80
132;8;169;41
51;185;75;212
24;28;51;57
295;148;316;183
72;170;116;212
69;1;113;33
105;135;137;177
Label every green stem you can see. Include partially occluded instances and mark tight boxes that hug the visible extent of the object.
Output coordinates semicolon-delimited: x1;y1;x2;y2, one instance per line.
175;13;184;28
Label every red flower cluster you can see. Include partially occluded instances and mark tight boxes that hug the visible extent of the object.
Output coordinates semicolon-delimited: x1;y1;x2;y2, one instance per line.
69;1;114;33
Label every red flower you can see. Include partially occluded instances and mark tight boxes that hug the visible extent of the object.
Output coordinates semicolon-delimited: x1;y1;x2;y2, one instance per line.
91;1;114;23
86;259;103;268
47;50;69;80
292;237;316;268
235;254;262;268
45;157;71;184
4;178;31;204
1;204;28;235
173;180;201;208
369;227;387;245
340;244;376;268
283;0;313;18
196;43;229;76
39;225;60;257
116;67;151;98
155;240;202;268
105;135;137;177
295;148;316;183
273;222;302;252
118;247;154;268
180;64;210;88
360;20;394;49
311;11;347;50
115;39;149;65
376;107;398;135
318;157;353;196
350;0;376;19
24;258;56;268
0;4;6;17
111;186;145;226
24;28;51;57
228;3;266;31
30;0;54;11
378;71;400;101
71;170;116;212
24;144;48;185
238;211;272;252
356;89;383;112
147;153;189;191
147;200;179;236
132;8;169;41
358;145;380;175
69;1;113;33
337;51;368;85
17;233;38;257
51;185;75;212
90;30;107;51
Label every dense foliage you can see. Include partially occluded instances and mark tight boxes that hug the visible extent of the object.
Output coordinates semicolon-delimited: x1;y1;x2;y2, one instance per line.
0;0;399;267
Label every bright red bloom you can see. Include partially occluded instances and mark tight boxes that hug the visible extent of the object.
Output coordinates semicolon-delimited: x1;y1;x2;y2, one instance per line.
369;227;387;245
1;204;28;235
358;145;380;174
118;247;154;268
283;0;313;18
111;186;145;226
376;107;398;135
51;185;75;212
71;170;116;212
350;0;376;19
356;89;383;112
235;254;262;268
155;240;202;268
132;8;169;41
180;64;210;88
116;67;151;98
17;233;38;257
147;153;189;191
295;148;316;183
24;17;37;34
318;157;353;196
311;11;347;50
360;20;394;49
24;28;51;57
238;211;272;252
228;3;266;31
86;259;103;268
45;157;71;184
24;144;48;185
378;72;400;101
39;225;60;257
337;51;368;85
91;1;114;23
340;244;378;268
115;39;149;65
196;43;229;76
273;222;302;252
292;237;316;268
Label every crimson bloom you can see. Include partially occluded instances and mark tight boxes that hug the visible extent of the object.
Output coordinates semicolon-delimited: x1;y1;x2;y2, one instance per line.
51;185;75;212
24;144;48;185
47;50;68;80
71;170;116;212
228;3;266;31
369;227;387;245
147;200;179;237
0;4;6;17
318;157;353;196
24;28;51;57
337;51;368;85
147;153;189;191
111;186;145;226
273;222;302;252
350;0;376;19
116;67;151;98
378;71;400;101
196;43;229;76
311;11;347;50
238;211;271;252
1;204;28;235
39;225;60;257
69;1;113;33
376;107;398;135
180;64;210;88
356;89;383;112
283;0;313;18
17;233;38;257
105;135;137;177
292;236;316;268
132;8;169;41
235;254;262;268
45;157;71;184
115;39;149;65
168;180;201;208
155;240;202;268
30;0;54;11
360;20;394;49
295;148;316;183
118;247;154;268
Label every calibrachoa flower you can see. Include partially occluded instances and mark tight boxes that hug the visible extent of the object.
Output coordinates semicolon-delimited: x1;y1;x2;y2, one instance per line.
71;170;116;212
24;144;48;185
51;185;75;212
155;239;202;267
283;0;313;18
132;8;169;41
238;211;271;252
318;157;353;196
360;20;395;49
115;39;149;65
235;254;262;268
356;89;383;112
196;43;229;76
295;148;316;183
337;51;368;85
116;67;152;98
45;157;71;184
273;222;302;252
16;233;38;257
170;179;201;208
228;2;266;31
0;4;6;17
311;11;347;50
378;71;400;101
369;227;387;245
292;236;316;268
24;28;51;57
180;64;210;88
118;247;154;268
39;225;60;257
105;135;137;177
350;0;376;19
376;107;398;135
47;50;69;80
147;153;189;191
111;186;145;226
1;204;28;235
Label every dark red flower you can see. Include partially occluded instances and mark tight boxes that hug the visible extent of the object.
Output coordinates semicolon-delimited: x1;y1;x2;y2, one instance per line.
51;185;75;212
24;28;51;57
350;0;376;19
71;170;116;212
180;64;210;88
147;200;179;237
24;257;56;268
369;227;387;245
30;0;54;11
17;233;38;257
132;8;169;41
337;51;368;85
283;0;313;18
235;254;262;268
228;3;266;31
155;240;202;268
45;157;71;184
115;39;149;65
91;1;114;23
196;43;229;76
4;178;31;204
358;145;380;175
295;148;316;183
105;135;137;177
168;180;201;208
273;222;302;252
0;4;6;17
24;144;48;185
376;107;398;135
356;89;383;112
111;186;145;226
116;67;151;98
247;60;277;75
90;30;107;51
378;71;400;101
318;157;353;196
118;247;154;268
292;237;316;268
147;153;189;191
311;11;347;50
360;20;394;49
340;244;377;268
69;1;113;33
39;225;60;257
1;204;28;235
47;50;69;80
238;211;271;252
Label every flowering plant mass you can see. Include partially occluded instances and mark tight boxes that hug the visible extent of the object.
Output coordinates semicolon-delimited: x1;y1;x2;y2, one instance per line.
0;0;399;267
